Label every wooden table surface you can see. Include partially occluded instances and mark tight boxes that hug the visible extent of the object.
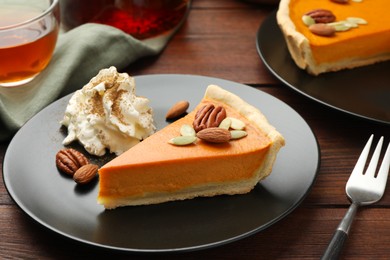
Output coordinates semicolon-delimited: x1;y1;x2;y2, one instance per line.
1;1;389;259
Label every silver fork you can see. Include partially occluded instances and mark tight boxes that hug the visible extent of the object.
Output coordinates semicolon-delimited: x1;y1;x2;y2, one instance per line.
322;134;390;260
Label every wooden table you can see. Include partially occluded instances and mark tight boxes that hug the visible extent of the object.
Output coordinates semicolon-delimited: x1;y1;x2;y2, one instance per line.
1;1;389;259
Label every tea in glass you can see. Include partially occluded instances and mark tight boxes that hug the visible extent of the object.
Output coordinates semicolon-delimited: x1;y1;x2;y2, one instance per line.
0;0;60;87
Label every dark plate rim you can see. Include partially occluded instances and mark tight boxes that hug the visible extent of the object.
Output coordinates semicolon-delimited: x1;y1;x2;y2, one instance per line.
2;74;320;253
256;11;390;126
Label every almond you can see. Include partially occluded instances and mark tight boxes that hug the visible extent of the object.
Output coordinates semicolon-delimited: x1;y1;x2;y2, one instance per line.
165;101;190;119
196;127;231;143
309;23;336;36
73;164;98;185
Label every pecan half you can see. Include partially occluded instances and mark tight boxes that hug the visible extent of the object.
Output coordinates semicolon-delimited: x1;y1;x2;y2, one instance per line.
193;104;227;132
56;148;89;176
73;164;98;184
305;9;336;24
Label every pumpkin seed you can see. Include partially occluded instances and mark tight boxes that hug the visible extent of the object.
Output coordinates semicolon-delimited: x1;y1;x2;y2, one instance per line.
169;136;196;146
346;17;367;25
228;117;246;130
180;124;196;137
302;15;315;26
230;130;248;140
328;21;352;32
334;24;351;31
345;21;359;28
219;118;232;130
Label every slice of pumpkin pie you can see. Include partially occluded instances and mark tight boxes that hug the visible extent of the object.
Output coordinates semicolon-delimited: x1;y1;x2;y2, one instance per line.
277;0;390;75
98;85;285;209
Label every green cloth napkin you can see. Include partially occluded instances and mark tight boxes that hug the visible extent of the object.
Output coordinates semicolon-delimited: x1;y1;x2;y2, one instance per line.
0;23;170;141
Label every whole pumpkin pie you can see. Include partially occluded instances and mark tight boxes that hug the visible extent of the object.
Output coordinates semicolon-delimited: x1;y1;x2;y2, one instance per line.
277;0;390;75
98;85;285;209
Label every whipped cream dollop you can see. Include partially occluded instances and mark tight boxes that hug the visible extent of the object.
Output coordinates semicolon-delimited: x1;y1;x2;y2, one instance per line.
61;67;156;156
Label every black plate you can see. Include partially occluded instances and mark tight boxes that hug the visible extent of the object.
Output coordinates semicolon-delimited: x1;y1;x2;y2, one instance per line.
256;12;390;125
3;75;320;253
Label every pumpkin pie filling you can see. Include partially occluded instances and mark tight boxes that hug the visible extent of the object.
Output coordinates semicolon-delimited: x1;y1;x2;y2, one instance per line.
278;0;390;74
98;85;284;208
99;101;270;199
291;0;389;63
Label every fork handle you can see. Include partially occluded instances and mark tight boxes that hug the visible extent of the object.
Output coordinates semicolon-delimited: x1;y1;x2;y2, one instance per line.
321;230;348;260
321;202;359;260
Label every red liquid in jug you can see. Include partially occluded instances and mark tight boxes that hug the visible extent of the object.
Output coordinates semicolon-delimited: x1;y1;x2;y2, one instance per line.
61;0;189;39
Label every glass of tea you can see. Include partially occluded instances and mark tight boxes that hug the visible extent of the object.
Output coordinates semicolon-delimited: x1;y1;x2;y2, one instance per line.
0;0;60;87
60;0;191;40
